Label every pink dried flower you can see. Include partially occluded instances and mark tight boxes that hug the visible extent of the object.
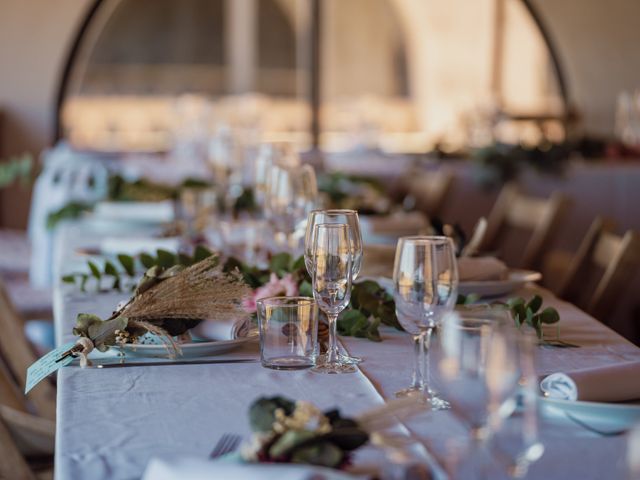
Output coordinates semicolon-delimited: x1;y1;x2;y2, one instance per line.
243;273;299;313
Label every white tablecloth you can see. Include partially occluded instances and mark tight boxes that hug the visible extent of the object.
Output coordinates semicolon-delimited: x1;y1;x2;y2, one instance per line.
52;221;640;480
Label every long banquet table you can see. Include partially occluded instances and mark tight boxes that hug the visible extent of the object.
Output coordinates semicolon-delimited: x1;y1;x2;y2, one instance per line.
52;219;640;479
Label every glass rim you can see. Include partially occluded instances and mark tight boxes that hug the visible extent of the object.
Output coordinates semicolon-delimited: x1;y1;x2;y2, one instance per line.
256;296;316;307
398;235;452;245
309;208;358;216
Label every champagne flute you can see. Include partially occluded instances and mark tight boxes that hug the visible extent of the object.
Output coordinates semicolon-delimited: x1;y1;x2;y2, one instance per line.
393;236;458;408
311;223;356;374
304;209;363;364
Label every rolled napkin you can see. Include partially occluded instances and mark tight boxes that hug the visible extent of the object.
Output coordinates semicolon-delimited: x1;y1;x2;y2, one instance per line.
457;256;508;282
93;200;175;223
100;236;180;256
192;318;245;341
540;360;640;402
142;456;361;480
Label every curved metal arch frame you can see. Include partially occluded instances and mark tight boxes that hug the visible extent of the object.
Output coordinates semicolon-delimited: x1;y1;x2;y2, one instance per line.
52;0;571;145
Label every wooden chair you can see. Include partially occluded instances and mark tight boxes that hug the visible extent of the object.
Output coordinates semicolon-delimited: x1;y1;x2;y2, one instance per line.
556;218;640;322
0;279;56;420
0;348;55;480
399;169;454;218
481;183;568;270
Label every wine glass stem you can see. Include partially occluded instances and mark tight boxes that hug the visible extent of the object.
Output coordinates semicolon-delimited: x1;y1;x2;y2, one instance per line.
410;335;425;390
422;326;434;395
327;313;340;364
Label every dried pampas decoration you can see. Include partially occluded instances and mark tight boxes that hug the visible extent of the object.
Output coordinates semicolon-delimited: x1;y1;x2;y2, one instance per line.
69;255;251;364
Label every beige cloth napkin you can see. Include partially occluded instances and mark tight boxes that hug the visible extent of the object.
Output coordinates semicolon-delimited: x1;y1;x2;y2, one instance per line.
361;244;396;278
457;257;508;282
540;360;640;402
366;212;428;236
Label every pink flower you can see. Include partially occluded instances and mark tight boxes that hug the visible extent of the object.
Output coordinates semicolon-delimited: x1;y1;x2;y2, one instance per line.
243;273;299;313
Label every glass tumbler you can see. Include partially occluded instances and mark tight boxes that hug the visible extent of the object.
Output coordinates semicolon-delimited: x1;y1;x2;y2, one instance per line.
257;296;318;370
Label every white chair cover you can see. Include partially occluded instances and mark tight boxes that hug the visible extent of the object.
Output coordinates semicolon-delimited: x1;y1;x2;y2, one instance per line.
28;143;108;288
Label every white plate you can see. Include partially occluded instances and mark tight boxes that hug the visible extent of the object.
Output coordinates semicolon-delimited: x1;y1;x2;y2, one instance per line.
540;396;640;433
116;329;258;359
458;269;542;297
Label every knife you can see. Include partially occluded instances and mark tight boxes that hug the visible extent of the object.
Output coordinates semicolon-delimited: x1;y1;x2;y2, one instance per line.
91;358;259;369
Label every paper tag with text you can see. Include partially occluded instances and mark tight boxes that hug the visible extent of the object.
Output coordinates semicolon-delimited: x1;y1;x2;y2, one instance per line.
25;342;75;394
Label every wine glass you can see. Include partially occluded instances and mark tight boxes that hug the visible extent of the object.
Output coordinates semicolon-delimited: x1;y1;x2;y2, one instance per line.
435;308;523;477
311;223;356;374
392;236;458;408
489;327;544;478
304;209;363;364
265;163;317;254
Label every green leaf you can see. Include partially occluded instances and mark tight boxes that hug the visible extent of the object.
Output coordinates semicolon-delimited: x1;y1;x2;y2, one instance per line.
112;276;121;291
87;261;101;279
104;260;118;276
193;245;213;263
538;307;560;324
269;430;316;459
526;295;543;314
299;280;313;298
117;254;136;276
62;274;76;284
290;441;344;468
269;253;292;276
139;253;156;269
79;274;89;292
291;255;306;272
249;396;296;433
156;249;176;268
178;252;192;266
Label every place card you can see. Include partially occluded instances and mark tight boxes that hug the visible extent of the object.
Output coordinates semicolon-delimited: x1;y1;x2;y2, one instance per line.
25;342;75;394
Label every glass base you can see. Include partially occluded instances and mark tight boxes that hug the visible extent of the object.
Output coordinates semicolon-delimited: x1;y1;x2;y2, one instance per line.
338;353;362;365
312;355;357;374
395;387;450;410
262;356;313;370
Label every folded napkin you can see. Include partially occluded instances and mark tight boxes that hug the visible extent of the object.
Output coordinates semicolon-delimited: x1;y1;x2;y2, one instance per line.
361;244;396;278
143;456;360;480
457;257;508;282
363;212;428;236
93;200;175;223
192;318;244;341
540;360;640;402
100;236;180;256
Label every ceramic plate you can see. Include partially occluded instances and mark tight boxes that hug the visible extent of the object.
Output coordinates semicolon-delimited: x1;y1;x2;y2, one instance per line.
116;326;258;359
458;269;542;297
540;396;640;433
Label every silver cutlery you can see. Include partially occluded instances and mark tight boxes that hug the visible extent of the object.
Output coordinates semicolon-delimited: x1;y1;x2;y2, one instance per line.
210;433;242;459
93;358;258;369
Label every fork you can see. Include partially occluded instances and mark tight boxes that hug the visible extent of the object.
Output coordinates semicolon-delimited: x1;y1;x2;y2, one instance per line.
209;433;242;459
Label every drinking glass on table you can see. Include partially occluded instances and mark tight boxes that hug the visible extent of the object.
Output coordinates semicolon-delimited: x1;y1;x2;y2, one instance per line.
264;163;317;254
304;209;363;364
393;236;458;407
311;223;356;374
257;296;318;370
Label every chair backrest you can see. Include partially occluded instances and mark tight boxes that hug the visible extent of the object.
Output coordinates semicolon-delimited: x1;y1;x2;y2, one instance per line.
28;143;109;288
482;183;568;269
0;279;56;420
403;169;454;218
558;218;640;321
0;415;36;480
